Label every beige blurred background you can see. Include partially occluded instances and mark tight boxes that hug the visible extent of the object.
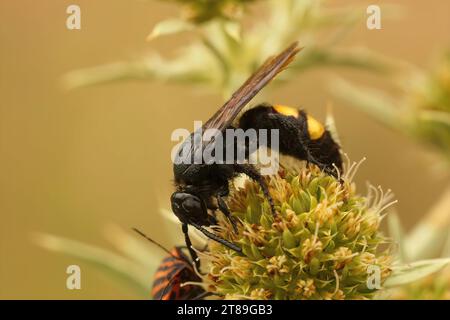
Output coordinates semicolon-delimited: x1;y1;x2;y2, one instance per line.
0;0;449;299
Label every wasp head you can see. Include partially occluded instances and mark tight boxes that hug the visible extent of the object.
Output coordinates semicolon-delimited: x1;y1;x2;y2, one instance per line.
170;192;209;225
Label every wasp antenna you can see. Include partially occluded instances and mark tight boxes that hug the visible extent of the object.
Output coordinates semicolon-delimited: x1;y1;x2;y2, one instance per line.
132;227;173;256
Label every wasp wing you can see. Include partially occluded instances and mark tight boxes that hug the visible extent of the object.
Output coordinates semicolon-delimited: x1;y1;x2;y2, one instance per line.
175;42;301;166
203;41;301;132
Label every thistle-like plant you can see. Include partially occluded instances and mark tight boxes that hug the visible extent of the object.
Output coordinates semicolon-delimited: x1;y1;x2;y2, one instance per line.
201;162;394;300
36;158;450;299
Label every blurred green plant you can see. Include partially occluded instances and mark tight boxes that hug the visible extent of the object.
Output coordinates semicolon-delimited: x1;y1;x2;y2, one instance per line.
35;225;161;298
385;188;450;299
63;0;396;98
160;0;260;23
330;51;450;162
395;267;450;300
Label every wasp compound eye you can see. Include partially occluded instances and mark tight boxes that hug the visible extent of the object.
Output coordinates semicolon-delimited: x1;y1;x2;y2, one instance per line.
182;197;203;213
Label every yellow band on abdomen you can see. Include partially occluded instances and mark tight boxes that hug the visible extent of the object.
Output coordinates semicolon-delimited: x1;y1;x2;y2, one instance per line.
273;104;325;140
273;105;300;118
306;114;325;140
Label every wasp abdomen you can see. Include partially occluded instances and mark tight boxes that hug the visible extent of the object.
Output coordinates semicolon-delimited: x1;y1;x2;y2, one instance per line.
238;104;342;174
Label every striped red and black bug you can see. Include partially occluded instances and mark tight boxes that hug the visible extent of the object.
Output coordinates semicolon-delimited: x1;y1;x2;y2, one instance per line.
133;228;207;300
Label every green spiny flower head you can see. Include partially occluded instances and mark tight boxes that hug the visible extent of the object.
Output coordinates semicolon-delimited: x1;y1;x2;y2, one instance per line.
202;162;394;300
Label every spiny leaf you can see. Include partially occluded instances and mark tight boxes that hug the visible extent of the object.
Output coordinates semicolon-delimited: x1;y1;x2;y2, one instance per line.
404;186;450;261
329;77;399;127
34;233;155;297
384;258;450;288
147;19;194;41
387;212;406;262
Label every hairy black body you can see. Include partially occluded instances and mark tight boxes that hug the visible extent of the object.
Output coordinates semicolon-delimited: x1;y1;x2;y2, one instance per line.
170;43;342;268
238;104;342;173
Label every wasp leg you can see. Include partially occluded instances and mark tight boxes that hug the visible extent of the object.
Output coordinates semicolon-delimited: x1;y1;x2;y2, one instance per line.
217;195;238;234
182;223;200;270
301;142;338;177
234;163;276;217
190;221;242;253
276;110;340;178
216;185;239;234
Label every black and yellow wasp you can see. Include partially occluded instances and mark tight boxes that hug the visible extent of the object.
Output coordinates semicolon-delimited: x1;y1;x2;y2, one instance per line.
170;42;342;267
